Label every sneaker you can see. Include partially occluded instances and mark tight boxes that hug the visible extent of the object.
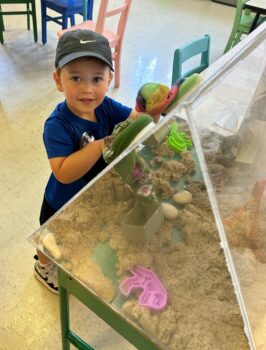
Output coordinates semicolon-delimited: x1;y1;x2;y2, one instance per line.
34;255;59;294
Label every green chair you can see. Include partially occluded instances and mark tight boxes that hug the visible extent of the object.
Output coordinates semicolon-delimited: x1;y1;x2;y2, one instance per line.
0;6;4;31
0;0;38;44
172;34;210;85
223;0;254;53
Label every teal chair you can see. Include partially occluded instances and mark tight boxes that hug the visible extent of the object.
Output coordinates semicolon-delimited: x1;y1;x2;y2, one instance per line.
0;0;38;44
172;34;210;85
223;0;254;53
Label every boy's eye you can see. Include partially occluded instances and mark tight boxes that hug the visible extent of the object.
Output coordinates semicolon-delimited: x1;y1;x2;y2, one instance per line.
94;76;103;83
71;76;81;82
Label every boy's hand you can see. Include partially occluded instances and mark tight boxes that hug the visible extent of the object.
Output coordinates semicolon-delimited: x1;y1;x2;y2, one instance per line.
129;109;160;124
98;138;106;153
128;109;139;120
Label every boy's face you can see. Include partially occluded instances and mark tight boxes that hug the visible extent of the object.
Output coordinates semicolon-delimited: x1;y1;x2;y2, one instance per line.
53;57;113;120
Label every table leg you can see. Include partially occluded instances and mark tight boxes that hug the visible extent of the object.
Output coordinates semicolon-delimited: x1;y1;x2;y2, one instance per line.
59;284;71;350
58;268;159;350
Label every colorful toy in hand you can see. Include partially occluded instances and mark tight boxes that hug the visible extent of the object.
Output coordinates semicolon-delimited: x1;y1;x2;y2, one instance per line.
135;73;202;117
135;82;176;116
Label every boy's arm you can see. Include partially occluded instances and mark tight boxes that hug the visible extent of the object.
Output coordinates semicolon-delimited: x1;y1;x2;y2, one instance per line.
49;139;105;184
128;109;140;120
49;108;159;184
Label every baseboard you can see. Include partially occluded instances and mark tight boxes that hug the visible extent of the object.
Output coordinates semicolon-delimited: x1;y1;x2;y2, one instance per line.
211;0;236;7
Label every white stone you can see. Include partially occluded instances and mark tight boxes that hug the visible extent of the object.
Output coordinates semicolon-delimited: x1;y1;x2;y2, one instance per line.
41;231;62;260
162;203;179;220
172;190;192;205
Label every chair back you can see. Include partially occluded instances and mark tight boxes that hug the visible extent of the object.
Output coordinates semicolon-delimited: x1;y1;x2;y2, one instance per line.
95;0;131;49
0;0;38;43
223;0;253;53
57;0;132;87
172;34;210;85
231;0;250;33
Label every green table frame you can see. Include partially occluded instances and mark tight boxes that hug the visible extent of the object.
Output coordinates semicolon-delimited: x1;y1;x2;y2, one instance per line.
58;268;161;350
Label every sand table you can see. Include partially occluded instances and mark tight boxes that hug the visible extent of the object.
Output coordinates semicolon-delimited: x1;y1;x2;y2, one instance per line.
30;131;255;350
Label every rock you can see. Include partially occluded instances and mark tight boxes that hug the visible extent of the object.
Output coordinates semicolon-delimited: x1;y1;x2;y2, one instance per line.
41;231;62;260
172;190;192;205
162;203;179;220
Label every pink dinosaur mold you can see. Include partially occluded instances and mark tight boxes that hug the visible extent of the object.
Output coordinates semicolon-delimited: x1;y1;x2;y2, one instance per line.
119;265;168;311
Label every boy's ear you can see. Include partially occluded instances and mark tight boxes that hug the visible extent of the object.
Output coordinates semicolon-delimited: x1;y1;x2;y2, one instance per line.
53;70;64;92
108;71;113;86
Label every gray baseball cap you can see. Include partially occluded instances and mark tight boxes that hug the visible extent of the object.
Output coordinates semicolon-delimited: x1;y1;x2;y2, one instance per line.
55;29;114;71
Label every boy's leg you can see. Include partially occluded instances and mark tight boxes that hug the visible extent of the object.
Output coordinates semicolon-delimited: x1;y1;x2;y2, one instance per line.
34;197;59;294
39;195;57;225
34;255;59;294
38;195;57;263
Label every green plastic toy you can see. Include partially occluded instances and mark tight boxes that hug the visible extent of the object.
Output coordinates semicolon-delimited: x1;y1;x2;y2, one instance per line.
167;122;192;152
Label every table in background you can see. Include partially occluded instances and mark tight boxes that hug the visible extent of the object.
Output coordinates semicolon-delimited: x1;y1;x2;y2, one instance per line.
244;0;266;32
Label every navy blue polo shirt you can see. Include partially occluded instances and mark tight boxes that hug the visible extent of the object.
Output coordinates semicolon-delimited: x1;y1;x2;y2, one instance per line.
43;97;131;210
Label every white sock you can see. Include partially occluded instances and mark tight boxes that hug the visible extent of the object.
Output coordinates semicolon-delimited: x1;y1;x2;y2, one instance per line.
38;260;52;268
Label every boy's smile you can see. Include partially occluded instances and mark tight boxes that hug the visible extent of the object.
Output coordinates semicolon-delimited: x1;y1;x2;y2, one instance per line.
54;57;113;121
79;97;96;107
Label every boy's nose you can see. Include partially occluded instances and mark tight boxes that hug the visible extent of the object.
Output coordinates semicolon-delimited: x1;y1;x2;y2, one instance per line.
82;80;93;92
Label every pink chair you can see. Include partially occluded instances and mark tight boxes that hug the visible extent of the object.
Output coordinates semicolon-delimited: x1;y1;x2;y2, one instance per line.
57;0;132;87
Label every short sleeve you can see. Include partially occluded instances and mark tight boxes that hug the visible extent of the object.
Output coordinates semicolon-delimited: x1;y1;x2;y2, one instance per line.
97;97;132;134
109;98;132;125
43;118;75;159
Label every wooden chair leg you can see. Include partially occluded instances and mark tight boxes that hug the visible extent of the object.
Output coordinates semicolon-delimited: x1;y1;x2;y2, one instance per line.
70;14;75;26
87;0;93;20
0;27;3;44
232;31;242;48
114;52;120;88
224;28;237;53
31;1;38;43
41;0;47;44
31;0;38;42
27;3;30;30
62;13;68;29
0;5;4;44
0;5;4;32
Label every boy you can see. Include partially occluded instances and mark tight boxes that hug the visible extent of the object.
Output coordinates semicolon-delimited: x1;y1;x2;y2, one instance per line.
34;29;140;294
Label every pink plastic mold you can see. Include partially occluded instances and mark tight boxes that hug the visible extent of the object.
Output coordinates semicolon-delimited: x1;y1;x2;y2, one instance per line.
119;265;168;311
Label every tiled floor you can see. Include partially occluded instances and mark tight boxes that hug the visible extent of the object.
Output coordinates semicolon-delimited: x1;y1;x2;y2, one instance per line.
0;1;236;349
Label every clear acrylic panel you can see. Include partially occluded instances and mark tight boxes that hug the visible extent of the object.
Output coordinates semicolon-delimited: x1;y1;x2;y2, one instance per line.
183;24;266;350
29;114;250;349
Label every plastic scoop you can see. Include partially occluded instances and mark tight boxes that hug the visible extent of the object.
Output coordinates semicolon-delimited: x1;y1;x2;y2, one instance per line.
119;265;167;311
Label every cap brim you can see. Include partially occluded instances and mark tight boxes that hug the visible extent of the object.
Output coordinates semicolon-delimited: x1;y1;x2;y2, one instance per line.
57;51;114;71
